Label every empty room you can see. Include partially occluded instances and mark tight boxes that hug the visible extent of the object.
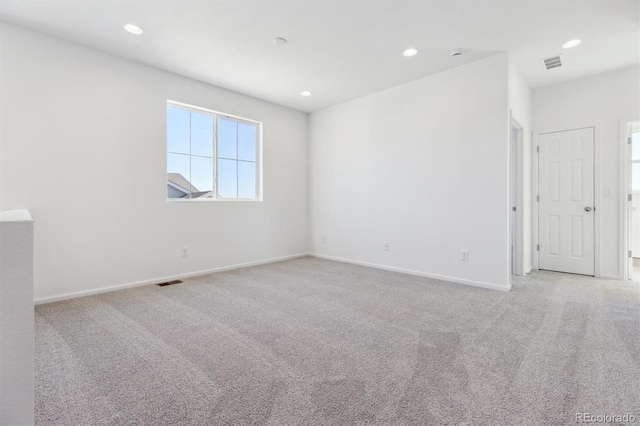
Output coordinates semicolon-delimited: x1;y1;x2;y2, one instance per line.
1;1;639;425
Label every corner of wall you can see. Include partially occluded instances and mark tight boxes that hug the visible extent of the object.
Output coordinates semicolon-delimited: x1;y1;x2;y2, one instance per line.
305;111;313;254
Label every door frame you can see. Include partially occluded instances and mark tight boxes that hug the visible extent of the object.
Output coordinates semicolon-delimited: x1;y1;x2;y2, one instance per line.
510;114;524;276
621;118;640;281
533;124;602;277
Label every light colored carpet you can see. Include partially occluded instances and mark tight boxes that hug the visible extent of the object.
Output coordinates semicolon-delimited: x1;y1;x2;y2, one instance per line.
35;257;640;425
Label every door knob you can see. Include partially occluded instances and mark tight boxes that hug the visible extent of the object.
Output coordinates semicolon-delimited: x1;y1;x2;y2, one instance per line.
584;207;592;212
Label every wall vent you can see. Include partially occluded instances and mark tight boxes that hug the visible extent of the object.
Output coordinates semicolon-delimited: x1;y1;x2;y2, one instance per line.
541;55;562;70
157;280;183;287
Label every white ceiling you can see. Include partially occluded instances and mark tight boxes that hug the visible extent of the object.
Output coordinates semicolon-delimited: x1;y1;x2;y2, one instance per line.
0;0;638;113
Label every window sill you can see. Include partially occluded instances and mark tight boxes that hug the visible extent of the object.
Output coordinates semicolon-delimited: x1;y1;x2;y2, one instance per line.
167;198;263;202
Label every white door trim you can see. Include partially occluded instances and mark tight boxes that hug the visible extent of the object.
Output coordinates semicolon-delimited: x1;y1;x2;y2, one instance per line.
534;124;602;278
510;113;524;276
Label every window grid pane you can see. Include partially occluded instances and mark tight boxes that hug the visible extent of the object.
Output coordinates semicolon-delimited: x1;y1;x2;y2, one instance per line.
238;122;256;161
190;112;214;157
218;119;237;160
167;107;190;155
191;156;213;194
218;159;238;198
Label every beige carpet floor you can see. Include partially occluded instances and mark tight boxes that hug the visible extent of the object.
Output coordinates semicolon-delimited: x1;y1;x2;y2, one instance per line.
35;257;640;425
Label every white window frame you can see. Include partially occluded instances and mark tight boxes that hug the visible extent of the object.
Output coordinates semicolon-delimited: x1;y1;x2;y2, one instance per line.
167;100;263;202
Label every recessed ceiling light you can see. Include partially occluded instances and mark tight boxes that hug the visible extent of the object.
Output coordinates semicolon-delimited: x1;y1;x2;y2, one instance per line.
301;91;312;97
124;24;143;35
562;39;581;48
403;48;418;57
273;37;288;46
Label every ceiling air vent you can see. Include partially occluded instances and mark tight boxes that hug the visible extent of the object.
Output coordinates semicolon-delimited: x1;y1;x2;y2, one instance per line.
541;55;562;70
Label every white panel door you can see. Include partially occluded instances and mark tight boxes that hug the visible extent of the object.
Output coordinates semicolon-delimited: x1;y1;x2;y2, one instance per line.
539;128;594;275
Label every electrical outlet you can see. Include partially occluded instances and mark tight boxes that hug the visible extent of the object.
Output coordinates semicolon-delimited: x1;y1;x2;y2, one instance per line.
461;250;469;261
384;242;390;251
181;247;189;257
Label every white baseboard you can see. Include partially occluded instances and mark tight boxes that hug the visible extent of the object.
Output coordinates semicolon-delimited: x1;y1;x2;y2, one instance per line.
309;253;511;292
517;267;621;281
598;273;622;280
34;253;310;305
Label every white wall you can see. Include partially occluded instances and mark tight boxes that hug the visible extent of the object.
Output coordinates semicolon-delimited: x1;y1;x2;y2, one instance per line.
533;66;640;279
309;53;511;291
508;59;533;273
0;23;309;301
0;210;34;426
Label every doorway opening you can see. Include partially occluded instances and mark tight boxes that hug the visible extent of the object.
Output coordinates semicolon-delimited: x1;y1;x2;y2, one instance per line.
625;121;640;281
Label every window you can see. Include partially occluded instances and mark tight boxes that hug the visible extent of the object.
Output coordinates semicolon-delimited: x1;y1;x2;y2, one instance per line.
166;102;261;200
